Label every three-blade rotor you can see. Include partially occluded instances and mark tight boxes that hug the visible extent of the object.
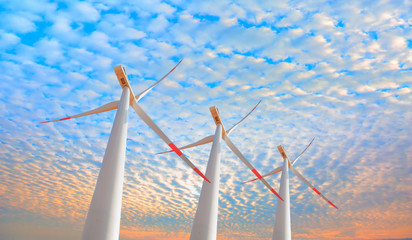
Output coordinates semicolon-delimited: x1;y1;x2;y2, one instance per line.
242;138;315;184
157;101;284;201
277;145;338;209
156;101;261;155
244;139;338;209
41;59;210;183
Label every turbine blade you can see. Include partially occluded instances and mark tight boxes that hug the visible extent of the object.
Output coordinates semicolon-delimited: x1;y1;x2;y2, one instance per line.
242;166;283;184
135;59;183;102
243;138;315;184
223;135;283;201
131;100;210;183
40;100;119;123
289;164;338;209
156;135;214;154
291;137;315;165
226;100;261;135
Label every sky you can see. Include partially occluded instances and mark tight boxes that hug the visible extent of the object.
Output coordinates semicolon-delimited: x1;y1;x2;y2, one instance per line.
0;0;411;239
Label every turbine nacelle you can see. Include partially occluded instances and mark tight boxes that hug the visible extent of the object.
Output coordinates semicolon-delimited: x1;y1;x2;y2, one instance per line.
159;101;284;201
277;145;292;168
40;60;211;183
156;101;262;155
246;140;338;209
209;106;226;134
277;144;338;209
114;65;137;104
114;65;131;89
277;145;287;159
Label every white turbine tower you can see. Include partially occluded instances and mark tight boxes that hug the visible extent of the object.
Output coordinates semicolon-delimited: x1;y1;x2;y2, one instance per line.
158;101;283;240
243;139;338;240
41;60;210;240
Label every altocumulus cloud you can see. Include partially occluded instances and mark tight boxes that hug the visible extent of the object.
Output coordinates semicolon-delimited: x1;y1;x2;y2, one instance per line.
0;0;411;240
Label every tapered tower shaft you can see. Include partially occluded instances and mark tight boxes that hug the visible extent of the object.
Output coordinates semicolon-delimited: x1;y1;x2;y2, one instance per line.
190;123;222;240
272;156;291;240
81;87;130;240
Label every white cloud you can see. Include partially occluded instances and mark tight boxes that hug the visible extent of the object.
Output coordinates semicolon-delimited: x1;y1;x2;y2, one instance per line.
380;33;408;50
98;22;147;41
157;3;177;15
0;14;37;34
276;9;304;27
147;15;170;33
1;0;411;239
70;1;100;22
219;26;276;52
34;38;65;65
81;31;119;56
397;87;412;95
48;15;82;44
0;0;57;14
0;31;20;49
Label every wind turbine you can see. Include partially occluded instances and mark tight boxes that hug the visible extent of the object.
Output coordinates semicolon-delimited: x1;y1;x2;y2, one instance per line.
243;139;338;240
41;60;210;240
158;101;283;240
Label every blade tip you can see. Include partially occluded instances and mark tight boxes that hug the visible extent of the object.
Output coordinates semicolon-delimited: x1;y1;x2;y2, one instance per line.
270;189;283;201
193;168;211;183
328;201;338;209
242;178;258;184
276;193;284;201
155;150;172;155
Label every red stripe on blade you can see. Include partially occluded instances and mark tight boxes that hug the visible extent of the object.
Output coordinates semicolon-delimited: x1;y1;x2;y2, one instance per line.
241;178;258;184
194;168;211;183
251;169;262;179
270;189;284;201
155;150;173;155
40;121;50;123
168;143;183;156
60;117;71;121
169;59;183;73
328;201;338;209
313;188;321;195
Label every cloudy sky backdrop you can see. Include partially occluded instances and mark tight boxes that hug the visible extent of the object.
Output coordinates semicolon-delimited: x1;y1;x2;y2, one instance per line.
0;0;411;239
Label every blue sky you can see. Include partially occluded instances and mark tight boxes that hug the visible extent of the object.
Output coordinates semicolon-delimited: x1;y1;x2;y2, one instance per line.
0;0;411;239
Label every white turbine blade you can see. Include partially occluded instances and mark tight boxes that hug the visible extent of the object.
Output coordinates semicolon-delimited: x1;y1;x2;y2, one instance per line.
156;135;214;154
291;137;315;165
242;166;283;184
289;164;338;209
226;100;261;135
41;100;119;123
130;100;210;183
135;59;183;102
243;138;315;184
242;138;315;184
223;135;283;201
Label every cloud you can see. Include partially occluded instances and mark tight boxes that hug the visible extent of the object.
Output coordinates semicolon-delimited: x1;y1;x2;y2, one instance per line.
0;0;411;240
47;15;82;44
147;15;170;33
69;1;100;22
33;38;65;65
0;13;38;34
97;21;147;41
0;31;20;49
